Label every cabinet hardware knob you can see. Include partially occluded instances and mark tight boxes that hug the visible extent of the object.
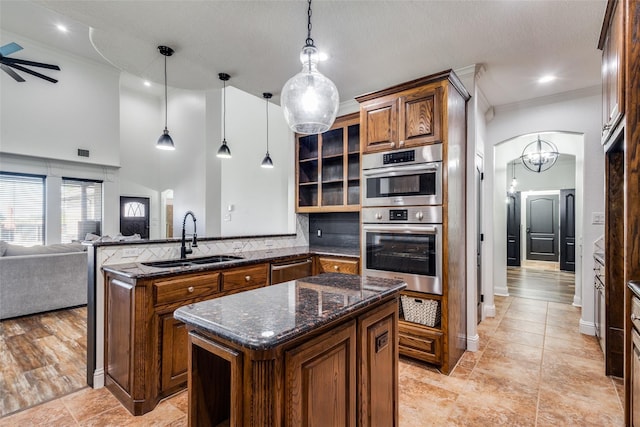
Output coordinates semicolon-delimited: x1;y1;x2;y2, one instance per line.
187;286;194;293
390;142;396;148
245;275;251;282
399;140;405;146
334;265;339;271
632;314;638;321
603;124;611;131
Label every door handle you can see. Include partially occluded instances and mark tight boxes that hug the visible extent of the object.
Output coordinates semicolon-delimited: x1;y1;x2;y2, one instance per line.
526;228;530;233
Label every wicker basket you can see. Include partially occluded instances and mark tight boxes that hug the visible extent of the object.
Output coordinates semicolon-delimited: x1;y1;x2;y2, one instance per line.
400;295;441;327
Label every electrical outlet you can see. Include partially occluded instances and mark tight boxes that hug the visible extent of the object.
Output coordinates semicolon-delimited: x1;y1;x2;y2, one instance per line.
317;229;322;237
224;213;232;222
122;247;140;258
265;240;274;247
232;241;243;250
592;212;605;225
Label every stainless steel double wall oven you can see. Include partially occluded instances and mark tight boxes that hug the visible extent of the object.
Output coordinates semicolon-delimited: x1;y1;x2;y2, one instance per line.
362;144;444;294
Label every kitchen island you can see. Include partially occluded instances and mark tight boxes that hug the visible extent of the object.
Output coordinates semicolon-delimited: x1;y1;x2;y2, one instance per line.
174;273;406;426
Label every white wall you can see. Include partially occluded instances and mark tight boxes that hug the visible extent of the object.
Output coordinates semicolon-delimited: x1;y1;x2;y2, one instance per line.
509;157;575;192
485;87;604;335
0;31;120;167
219;86;295;237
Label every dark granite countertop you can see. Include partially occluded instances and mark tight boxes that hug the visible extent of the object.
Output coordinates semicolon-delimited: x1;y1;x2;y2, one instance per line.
174;273;405;351
102;246;360;279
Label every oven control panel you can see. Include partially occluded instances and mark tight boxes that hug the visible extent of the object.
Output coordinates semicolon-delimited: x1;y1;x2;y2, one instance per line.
383;150;415;165
362;206;442;224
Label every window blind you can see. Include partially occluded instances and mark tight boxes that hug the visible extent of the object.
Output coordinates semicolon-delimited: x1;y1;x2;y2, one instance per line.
61;178;103;242
0;172;45;246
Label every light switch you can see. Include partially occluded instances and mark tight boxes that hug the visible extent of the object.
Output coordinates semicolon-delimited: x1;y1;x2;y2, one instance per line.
592;212;605;225
224;213;232;221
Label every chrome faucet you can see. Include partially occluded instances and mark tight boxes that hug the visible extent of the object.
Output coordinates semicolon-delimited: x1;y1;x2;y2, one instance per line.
180;211;198;259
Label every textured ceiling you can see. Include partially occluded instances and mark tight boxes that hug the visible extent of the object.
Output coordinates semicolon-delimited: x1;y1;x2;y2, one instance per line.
0;0;607;107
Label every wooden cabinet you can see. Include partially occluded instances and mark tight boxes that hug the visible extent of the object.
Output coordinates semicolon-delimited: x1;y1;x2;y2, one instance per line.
599;0;625;144
632;328;640;427
398;292;443;365
358;82;443;154
297;113;360;212
104;263;268;415
220;263;268;294
271;256;314;285
315;255;360;275
286;320;357;426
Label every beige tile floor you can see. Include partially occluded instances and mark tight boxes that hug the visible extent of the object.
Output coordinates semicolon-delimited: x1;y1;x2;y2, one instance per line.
0;296;623;426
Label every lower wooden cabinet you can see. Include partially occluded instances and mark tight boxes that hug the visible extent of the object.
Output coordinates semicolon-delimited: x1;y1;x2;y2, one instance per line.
286;320;357;426
160;314;189;393
398;320;443;365
316;255;360;275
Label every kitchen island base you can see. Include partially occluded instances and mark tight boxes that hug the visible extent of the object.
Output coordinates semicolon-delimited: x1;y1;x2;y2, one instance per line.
176;274;403;426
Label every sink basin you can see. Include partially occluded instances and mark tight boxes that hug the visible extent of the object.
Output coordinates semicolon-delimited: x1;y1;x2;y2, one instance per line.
142;255;243;268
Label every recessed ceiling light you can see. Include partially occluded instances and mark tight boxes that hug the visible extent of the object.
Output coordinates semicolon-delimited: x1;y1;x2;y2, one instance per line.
538;75;556;84
143;80;151;87
56;24;68;33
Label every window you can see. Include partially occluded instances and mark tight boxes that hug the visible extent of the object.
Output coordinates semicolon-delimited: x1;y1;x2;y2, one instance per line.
0;172;45;246
61;178;103;243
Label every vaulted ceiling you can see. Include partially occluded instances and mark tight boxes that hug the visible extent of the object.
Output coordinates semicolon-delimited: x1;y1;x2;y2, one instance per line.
1;0;607;107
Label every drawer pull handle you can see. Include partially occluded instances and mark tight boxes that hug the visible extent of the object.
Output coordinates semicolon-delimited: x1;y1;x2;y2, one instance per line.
334;265;340;271
187;286;194;293
390;141;396;148
245;275;251;282
632;314;638;321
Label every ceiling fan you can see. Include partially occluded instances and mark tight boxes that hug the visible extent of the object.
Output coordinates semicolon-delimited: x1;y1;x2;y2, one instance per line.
0;42;60;83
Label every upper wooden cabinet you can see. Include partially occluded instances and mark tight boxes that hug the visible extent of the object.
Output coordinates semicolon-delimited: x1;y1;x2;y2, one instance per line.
358;82;443;154
296;113;360;212
599;0;625;145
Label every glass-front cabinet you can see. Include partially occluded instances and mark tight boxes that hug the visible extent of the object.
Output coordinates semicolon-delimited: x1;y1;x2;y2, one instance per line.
296;113;360;212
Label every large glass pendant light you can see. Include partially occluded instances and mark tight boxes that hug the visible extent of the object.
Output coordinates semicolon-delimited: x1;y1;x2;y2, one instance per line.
281;0;339;135
217;73;232;158
156;46;175;150
261;92;274;168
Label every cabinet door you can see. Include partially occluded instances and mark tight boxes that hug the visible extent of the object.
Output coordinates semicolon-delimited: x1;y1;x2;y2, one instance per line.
399;85;442;148
285;320;356;427
633;329;640;426
160;314;188;393
361;97;398;153
358;300;398;427
602;0;624;142
316;256;359;275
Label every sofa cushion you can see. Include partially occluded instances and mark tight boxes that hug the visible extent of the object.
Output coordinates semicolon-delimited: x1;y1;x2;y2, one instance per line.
3;242;86;256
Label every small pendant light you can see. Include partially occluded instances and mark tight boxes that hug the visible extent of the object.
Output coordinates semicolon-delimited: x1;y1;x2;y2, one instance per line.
261;92;274;168
217;73;232;158
156;45;175;150
281;0;339;135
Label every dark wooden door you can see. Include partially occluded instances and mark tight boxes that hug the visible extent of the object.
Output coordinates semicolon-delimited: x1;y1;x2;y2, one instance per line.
120;196;150;238
560;189;576;272
526;195;559;262
506;191;521;266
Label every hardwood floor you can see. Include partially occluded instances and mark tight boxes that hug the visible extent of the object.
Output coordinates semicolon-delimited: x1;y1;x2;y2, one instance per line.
0;296;622;426
507;265;575;304
0;306;87;417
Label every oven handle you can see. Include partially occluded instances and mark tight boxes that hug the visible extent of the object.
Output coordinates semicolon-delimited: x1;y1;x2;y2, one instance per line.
363;224;439;234
362;163;439;178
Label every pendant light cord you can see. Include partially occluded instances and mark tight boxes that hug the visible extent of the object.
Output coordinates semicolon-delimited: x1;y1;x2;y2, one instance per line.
164;54;168;130
223;79;226;141
266;97;269;153
306;0;313;47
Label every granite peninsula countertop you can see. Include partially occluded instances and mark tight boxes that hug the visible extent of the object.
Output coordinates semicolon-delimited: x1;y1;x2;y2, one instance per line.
102;246;360;279
174;273;406;351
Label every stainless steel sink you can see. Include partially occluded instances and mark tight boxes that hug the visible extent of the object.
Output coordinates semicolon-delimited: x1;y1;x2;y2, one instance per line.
142;255;243;268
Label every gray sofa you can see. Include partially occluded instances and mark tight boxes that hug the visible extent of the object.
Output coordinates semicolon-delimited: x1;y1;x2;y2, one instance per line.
0;241;88;320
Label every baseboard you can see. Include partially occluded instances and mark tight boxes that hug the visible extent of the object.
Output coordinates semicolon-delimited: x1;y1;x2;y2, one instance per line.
579;318;596;336
467;333;480;351
572;294;582;307
93;368;105;388
484;304;496;318
494;285;509;297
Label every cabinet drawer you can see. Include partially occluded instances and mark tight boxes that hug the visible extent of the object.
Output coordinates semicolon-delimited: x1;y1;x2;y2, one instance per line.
317;257;359;275
398;320;442;365
154;273;220;305
222;264;269;292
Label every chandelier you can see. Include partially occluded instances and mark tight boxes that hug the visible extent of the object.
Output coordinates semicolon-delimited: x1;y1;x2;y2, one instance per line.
520;135;559;173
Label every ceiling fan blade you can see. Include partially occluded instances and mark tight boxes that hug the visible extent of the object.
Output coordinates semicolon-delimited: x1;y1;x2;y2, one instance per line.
6;63;57;83
0;42;23;56
2;57;60;70
1;64;25;82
